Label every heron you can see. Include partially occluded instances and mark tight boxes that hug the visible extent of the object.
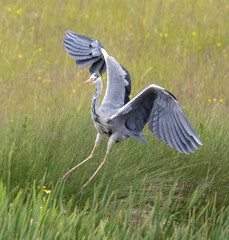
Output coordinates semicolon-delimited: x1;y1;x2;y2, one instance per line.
61;31;203;192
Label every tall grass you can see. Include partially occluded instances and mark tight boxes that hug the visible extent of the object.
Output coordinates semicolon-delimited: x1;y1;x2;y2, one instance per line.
1;180;229;239
0;0;229;238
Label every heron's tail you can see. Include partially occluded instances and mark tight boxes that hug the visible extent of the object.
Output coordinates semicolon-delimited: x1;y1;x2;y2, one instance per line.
63;31;106;75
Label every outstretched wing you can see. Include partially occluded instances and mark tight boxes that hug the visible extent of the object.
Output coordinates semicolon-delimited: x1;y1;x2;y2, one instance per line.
110;84;203;154
63;31;106;75
63;31;131;108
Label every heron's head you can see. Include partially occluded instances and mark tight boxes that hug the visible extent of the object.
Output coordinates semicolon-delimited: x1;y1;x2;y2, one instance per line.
84;73;101;85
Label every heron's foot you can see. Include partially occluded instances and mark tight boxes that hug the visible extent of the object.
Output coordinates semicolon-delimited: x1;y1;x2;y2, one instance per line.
79;182;88;193
59;169;73;182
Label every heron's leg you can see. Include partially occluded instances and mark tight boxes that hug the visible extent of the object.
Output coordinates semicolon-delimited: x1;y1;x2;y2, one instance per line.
60;133;103;181
79;136;116;193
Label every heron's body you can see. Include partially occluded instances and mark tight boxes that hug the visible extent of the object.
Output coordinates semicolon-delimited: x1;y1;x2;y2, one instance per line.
61;31;203;192
90;80;114;137
91;99;128;143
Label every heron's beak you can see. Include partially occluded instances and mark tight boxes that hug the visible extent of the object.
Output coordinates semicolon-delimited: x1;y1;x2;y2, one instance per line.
84;78;93;84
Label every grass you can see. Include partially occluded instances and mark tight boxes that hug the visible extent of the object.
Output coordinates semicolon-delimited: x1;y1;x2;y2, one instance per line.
0;0;229;239
1;180;229;239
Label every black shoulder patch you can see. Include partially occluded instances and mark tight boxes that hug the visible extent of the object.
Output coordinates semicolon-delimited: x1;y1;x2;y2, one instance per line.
121;65;131;104
94;73;99;78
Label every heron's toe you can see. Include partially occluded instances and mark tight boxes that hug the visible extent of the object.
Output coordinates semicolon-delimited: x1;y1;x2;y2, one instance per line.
60;170;73;182
79;183;87;193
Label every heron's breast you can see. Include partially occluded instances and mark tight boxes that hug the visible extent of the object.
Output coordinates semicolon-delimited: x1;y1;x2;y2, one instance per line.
93;116;112;137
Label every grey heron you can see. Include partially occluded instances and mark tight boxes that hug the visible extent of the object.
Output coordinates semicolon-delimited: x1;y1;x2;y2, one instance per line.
61;31;203;192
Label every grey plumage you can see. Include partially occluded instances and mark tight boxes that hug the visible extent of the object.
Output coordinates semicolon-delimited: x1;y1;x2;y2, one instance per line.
121;65;131;104
63;30;202;154
63;30;131;100
63;31;106;74
61;31;203;191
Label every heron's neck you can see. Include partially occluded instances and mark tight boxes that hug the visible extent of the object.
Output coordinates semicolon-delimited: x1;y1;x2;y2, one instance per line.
91;80;103;115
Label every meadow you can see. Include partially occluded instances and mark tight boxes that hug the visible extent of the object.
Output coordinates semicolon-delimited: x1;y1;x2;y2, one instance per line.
0;0;229;239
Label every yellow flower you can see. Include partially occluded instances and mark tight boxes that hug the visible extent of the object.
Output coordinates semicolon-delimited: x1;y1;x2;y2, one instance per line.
219;99;223;102
43;186;46;189
40;206;43;209
145;32;150;38
164;33;168;38
213;98;216;101
18;54;22;59
38;48;42;52
129;24;133;29
72;89;76;93
85;14;89;19
7;7;12;12
38;76;42;80
46;190;51;194
208;99;211;102
43;189;47;192
192;32;196;36
37;186;40;189
159;33;163;37
16;8;23;14
217;42;221;47
129;94;132;99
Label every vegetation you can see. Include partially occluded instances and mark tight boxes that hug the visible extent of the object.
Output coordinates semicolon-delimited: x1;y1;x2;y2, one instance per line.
0;0;228;239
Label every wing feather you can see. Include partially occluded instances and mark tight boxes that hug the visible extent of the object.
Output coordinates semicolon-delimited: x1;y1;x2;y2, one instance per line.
163;111;175;148
170;115;188;153
66;31;94;45
176;111;202;145
166;112;184;152
75;57;101;67
158;108;167;143
63;46;91;56
174;110;200;149
172;110;194;152
63;31;132;108
89;59;104;74
63;37;90;51
110;84;202;154
170;111;189;154
149;100;161;139
99;61;107;75
63;31;106;75
70;55;93;61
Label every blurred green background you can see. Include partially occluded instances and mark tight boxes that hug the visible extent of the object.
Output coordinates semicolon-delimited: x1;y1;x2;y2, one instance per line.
0;0;229;239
